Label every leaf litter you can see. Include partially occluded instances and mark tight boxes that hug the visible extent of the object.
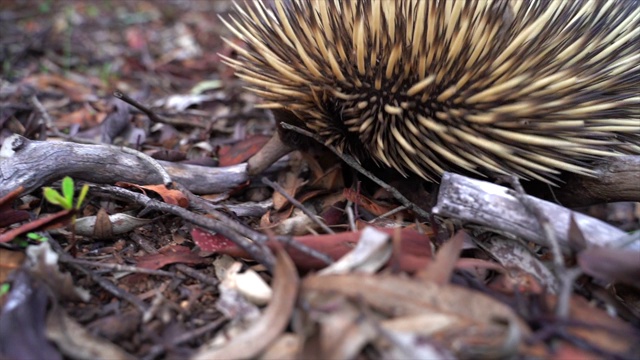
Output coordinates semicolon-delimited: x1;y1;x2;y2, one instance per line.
0;1;639;359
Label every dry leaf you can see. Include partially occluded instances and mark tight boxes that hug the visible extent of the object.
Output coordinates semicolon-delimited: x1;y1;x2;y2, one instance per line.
0;249;25;284
302;273;530;357
46;304;135;360
417;230;466;284
192;247;299;360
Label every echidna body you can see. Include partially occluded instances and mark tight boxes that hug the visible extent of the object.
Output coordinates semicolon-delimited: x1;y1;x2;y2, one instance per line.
222;0;640;183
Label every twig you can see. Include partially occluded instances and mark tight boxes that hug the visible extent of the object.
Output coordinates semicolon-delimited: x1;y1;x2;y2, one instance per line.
505;176;572;318
280;122;430;219
346;201;357;231
556;268;582;318
173;182;272;243
91;184;277;271
142;317;228;360
30;95;98;145
113;89;164;124
175;264;220;287
47;236;148;313
62;257;177;278
114;89;213;129
261;177;335;234
369;205;408;223
174;182;333;265
129;232;219;287
275;235;334;265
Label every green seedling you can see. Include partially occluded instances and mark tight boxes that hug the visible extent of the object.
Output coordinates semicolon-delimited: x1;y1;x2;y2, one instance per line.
27;233;48;242
0;283;10;297
9;232;46;248
43;176;89;210
42;177;88;248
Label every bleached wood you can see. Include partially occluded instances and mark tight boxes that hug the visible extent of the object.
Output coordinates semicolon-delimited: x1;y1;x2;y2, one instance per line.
0;135;287;197
433;172;639;251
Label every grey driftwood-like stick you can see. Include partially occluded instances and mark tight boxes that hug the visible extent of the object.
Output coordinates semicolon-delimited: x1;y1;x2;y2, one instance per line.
433;172;639;251
0;134;287;197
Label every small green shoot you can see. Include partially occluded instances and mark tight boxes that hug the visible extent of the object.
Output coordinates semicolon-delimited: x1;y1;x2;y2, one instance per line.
43;176;89;210
0;283;10;296
42;177;88;248
27;233;48;242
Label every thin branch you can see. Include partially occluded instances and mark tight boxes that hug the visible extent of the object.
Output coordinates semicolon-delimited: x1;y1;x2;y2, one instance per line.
91;184;277;271
261;177;335;235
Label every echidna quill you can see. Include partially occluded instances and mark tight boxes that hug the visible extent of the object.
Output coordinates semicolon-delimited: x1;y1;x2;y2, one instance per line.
222;0;640;184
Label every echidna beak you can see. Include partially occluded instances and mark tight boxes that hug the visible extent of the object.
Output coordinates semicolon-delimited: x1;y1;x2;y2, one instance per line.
246;131;294;176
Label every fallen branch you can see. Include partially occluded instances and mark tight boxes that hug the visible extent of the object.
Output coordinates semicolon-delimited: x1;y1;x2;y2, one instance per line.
0;134;287;197
433;172;639;251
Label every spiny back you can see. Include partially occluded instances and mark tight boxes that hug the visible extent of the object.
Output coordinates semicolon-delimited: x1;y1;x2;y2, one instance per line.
222;0;640;183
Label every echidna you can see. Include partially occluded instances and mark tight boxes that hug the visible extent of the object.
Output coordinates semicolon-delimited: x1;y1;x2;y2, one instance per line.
221;0;640;184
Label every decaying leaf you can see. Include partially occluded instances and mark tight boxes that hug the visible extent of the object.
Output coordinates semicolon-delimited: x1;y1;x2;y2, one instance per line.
417;229;466;284
319;226;392;275
216;256;273;306
26;242;90;302
298;296;376;359
135;244;209;270
73;211;152;239
192;247;299;360
115;182;189;207
46;304;135;360
301;272;531;358
198;227;433;272
0;249;25;284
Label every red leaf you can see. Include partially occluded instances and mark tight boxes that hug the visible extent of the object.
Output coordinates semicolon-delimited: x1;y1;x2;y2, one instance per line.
135;245;208;270
218;135;270;167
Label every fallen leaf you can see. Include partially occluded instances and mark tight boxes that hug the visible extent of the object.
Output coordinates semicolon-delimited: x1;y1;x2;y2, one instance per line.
344;188;397;217
0;249;25;284
218;135;270;167
74;212;152;239
201;227;433;272
193;247;299;360
116;183;189;208
191;228;236;253
46;304;135;360
135;244;208;270
302;273;531;358
417;230;466;284
319;226;392;275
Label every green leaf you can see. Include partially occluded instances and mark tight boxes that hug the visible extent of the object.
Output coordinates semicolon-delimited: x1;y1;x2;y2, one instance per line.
27;233;47;242
44;187;67;207
61;176;75;208
0;283;10;296
76;184;89;209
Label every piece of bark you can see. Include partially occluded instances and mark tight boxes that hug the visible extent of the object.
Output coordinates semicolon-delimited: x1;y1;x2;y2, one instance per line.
526;156;640;207
433;172;639;251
